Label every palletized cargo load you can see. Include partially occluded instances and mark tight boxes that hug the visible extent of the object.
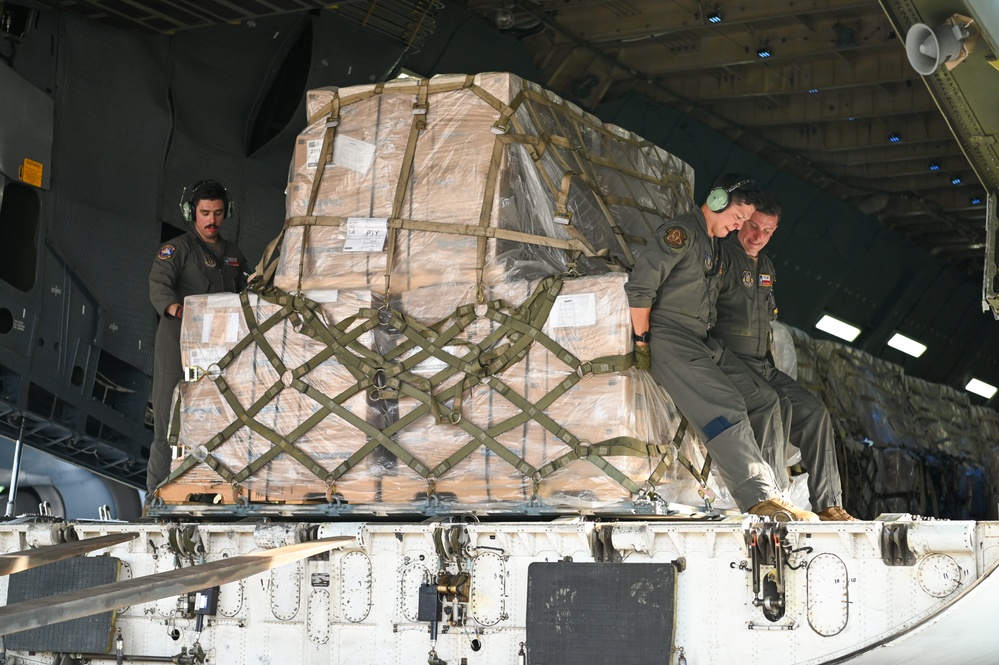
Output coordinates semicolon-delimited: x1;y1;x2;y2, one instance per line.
161;274;731;512
154;72;734;514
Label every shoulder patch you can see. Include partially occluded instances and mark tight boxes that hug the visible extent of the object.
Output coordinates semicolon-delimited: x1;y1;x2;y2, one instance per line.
663;226;687;249
157;245;176;260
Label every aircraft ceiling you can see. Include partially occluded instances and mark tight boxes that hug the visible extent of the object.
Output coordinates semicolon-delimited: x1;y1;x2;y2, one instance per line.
39;0;999;279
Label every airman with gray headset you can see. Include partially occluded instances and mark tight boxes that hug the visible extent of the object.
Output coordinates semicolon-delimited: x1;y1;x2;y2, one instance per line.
147;180;247;496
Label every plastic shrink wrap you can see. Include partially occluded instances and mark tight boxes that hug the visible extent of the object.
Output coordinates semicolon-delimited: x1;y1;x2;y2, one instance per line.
276;73;693;294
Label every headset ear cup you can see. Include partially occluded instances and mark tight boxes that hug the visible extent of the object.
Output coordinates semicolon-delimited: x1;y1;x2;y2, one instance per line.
706;187;730;213
180;201;192;223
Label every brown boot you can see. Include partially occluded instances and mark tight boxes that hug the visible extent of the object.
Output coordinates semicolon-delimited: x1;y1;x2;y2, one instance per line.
816;506;858;521
748;498;819;522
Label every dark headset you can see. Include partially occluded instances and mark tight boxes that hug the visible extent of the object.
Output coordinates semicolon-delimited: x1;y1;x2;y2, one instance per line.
705;178;757;212
179;180;234;223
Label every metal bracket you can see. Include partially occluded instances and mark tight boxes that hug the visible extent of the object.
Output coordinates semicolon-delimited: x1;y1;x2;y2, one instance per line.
744;524;789;622
880;522;916;566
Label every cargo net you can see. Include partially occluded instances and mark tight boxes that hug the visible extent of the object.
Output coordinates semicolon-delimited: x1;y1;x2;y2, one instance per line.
160;73;732;512
164;276;725;511
789;328;996;520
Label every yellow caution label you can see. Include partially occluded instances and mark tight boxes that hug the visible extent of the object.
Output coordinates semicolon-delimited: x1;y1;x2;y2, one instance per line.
18;158;43;187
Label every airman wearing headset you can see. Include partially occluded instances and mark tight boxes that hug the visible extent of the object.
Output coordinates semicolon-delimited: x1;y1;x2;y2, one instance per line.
625;173;818;521
147;180;248;496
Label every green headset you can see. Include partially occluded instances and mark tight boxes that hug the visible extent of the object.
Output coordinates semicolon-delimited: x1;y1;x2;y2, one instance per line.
179;180;234;223
705;178;757;212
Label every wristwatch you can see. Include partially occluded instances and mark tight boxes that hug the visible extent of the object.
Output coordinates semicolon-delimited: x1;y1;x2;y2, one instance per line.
632;331;651;344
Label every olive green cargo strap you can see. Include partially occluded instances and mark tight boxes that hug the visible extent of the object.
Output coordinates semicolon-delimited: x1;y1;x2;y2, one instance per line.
279;215;607;259
166;297;434;486
676;452;713;488
644;416;688;489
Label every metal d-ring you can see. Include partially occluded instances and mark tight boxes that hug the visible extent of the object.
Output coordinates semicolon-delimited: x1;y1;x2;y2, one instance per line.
575;362;594;380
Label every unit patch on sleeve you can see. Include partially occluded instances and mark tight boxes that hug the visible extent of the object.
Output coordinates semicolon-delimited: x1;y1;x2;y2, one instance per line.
157;245;176;260
663;226;687;249
759;274;773;287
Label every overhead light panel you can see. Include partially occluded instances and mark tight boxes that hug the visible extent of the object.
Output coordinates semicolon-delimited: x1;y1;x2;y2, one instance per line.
757;47;771;58
888;133;901;143
887;333;927;358
972;196;982;205
952;176;962;185
966;378;997;399
707;11;722;24
808;88;819;93
929;162;940;171
815;314;861;342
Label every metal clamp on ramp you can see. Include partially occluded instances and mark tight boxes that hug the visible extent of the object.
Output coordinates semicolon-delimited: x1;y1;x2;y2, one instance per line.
881;522;917;566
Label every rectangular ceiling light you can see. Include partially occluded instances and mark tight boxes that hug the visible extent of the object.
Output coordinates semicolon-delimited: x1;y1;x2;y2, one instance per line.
887;332;927;358
965;378;997;399
815;314;861;342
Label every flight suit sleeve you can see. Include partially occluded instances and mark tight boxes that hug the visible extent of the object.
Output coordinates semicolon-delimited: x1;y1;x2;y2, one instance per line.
625;220;693;308
149;241;184;317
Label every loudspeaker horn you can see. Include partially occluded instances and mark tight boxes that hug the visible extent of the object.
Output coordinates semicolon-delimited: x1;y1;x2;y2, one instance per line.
905;22;968;75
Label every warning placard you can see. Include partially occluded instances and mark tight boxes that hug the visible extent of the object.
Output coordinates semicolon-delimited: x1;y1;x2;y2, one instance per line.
18;158;43;187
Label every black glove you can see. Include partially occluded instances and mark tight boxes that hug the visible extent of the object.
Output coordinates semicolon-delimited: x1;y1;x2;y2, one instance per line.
634;344;651;371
